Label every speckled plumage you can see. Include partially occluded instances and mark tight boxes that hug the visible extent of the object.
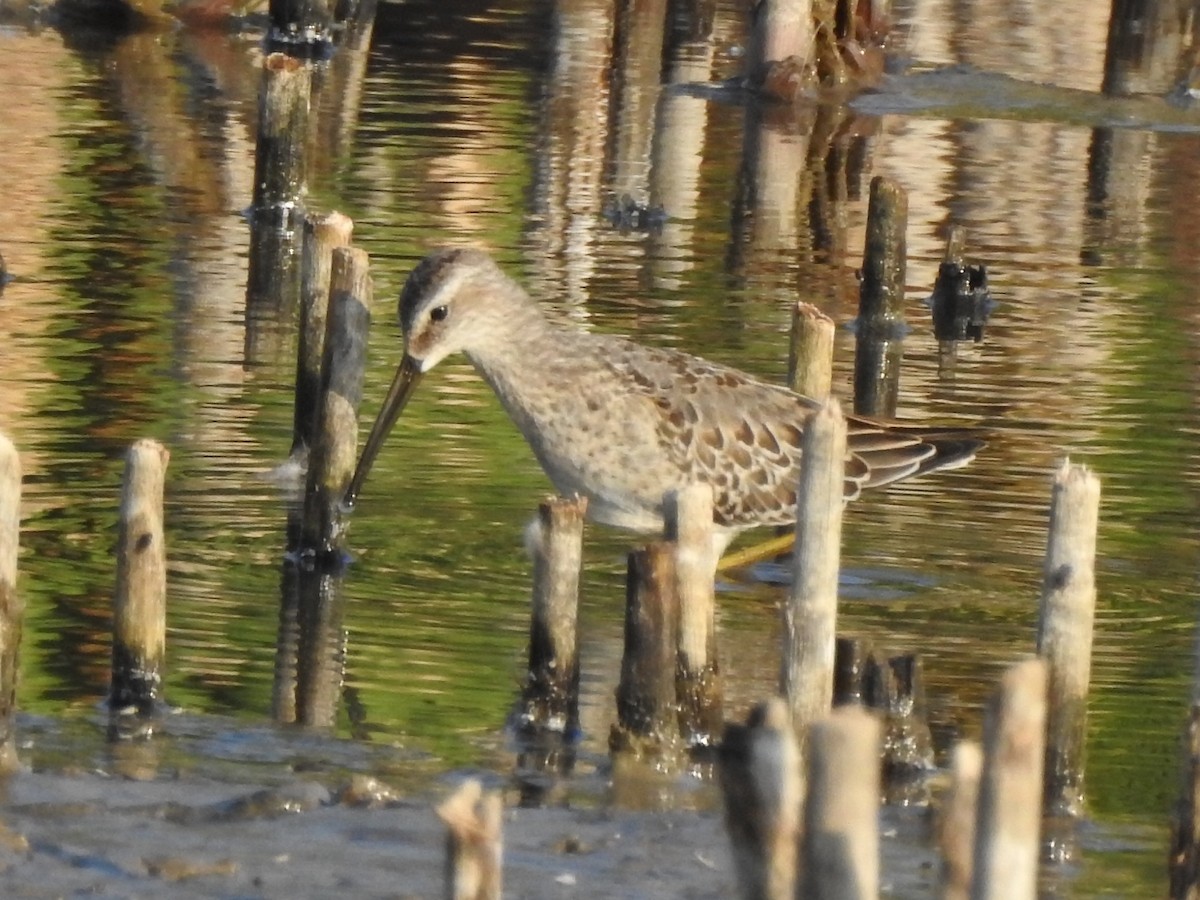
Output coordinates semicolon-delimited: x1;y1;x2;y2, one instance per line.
348;248;981;550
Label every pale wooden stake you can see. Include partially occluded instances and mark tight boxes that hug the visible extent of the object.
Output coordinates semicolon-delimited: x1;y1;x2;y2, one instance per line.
111;438;169;713
718;697;802;900
940;741;982;900
788;301;835;401
438;779;503;900
781;401;846;748
1036;459;1100;819
800;705;881;900
666;483;721;744
523;495;587;730
970;658;1047;900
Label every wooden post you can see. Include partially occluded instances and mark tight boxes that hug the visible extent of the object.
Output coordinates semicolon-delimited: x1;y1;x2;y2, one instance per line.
853;176;907;418
970;658;1047;900
788;301;835;401
1036;460;1100;820
666;483;722;746
781;401;846;749
746;0;815;93
438;779;503;900
718;698;801;900
800;706;881;900
111;439;169;715
0;434;21;771
612;542;679;753
301;246;371;558
293;211;355;459
521;495;587;733
940;741;982;900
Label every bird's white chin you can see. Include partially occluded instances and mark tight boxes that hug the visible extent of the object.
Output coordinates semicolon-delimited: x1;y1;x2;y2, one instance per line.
415;349;451;373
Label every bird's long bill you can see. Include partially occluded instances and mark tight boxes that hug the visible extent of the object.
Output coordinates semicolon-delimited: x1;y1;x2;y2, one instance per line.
344;354;424;508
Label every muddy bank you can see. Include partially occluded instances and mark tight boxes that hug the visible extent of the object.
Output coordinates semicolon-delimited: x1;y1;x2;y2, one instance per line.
0;769;947;899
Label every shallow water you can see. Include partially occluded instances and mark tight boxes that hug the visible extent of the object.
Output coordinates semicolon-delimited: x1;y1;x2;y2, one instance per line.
2;0;1200;893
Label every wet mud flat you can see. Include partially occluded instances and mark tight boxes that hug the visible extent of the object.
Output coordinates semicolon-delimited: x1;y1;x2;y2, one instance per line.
0;738;943;899
0;767;733;898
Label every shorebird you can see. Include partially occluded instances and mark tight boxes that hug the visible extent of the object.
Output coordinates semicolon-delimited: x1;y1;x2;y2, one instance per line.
345;248;981;556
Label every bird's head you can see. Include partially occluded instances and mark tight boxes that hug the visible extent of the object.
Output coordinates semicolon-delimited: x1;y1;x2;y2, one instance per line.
344;247;508;507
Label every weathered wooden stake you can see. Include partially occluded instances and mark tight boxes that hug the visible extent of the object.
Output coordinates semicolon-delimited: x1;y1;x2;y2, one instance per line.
0;433;22;771
800;706;881;900
788;301;835;401
521;495;587;732
438;779;503;900
293;211;355;459
940;741;982;900
718;698;802;900
970;658;1047;900
781;401;846;748
746;0;814;93
1036;460;1100;820
854;176;907;418
301;246;371;557
111;438;169;714
666;483;722;746
612;542;679;752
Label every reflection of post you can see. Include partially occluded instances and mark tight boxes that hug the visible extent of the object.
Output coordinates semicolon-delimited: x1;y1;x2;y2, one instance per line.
273;561;300;725
310;0;378;181
529;0;614;304
246;54;311;365
736;104;815;264
0;434;21;772
853;176;906;418
294;568;346;727
647;11;715;288
1084;0;1192;266
1170;624;1200;898
609;0;670;206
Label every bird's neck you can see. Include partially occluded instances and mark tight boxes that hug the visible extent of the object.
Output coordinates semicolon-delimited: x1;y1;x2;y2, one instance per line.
463;292;592;429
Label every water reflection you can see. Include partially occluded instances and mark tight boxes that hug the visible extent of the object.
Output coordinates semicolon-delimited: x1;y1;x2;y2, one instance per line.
1;0;1200;892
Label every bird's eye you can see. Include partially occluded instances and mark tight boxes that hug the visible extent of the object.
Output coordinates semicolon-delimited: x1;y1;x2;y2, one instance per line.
430;305;449;323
